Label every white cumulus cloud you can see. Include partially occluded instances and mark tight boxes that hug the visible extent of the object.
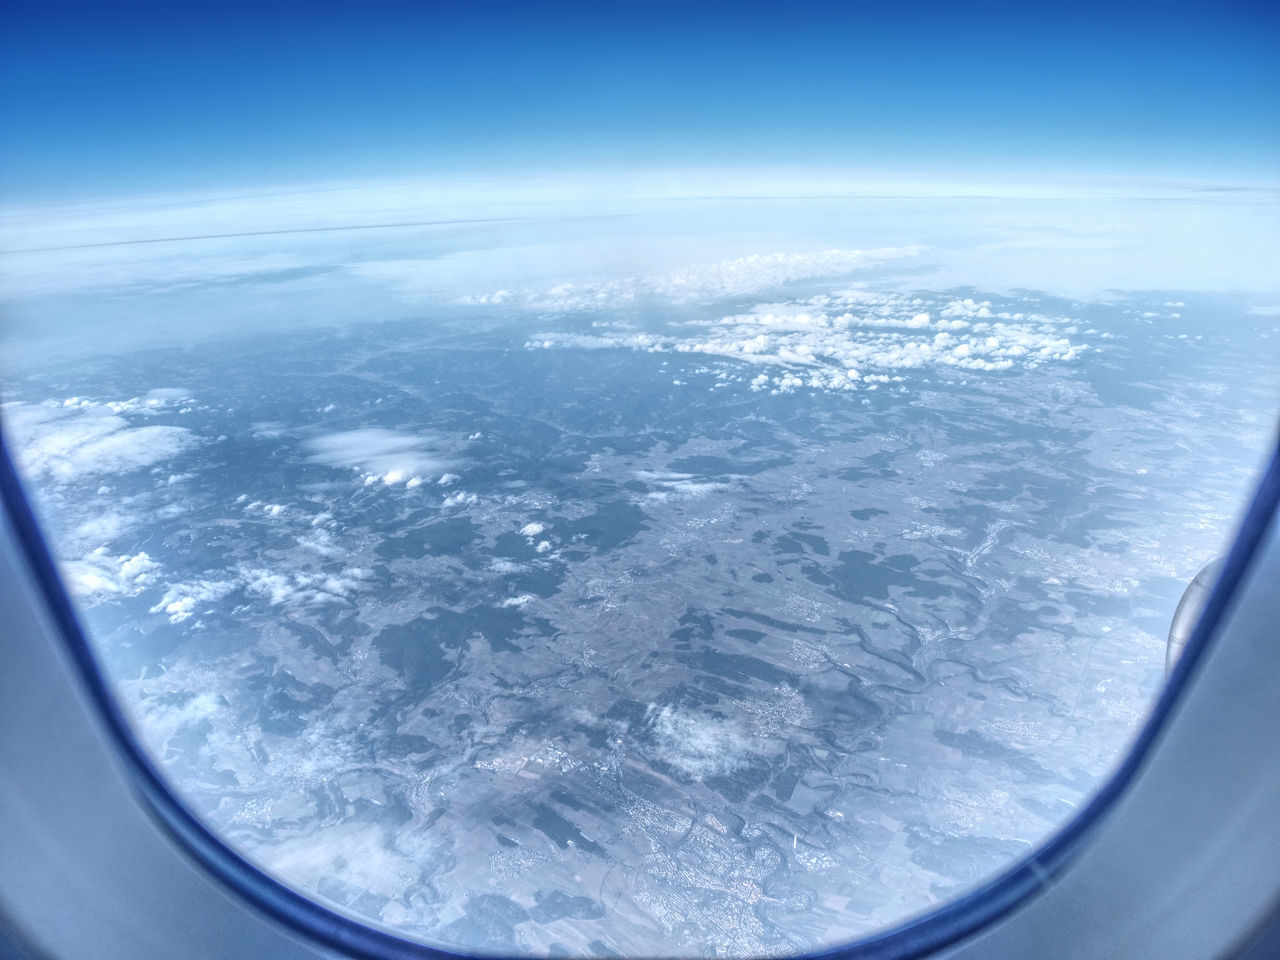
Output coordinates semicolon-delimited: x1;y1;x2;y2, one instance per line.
149;579;236;624
527;290;1085;392
63;549;161;602
243;567;368;607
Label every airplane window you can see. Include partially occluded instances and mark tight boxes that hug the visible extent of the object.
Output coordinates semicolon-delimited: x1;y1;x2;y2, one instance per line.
2;4;1277;958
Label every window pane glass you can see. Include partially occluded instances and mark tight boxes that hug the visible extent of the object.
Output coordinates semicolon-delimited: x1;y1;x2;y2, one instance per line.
3;7;1278;959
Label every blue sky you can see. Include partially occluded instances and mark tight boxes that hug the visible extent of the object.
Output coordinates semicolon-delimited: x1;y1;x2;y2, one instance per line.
1;0;1276;200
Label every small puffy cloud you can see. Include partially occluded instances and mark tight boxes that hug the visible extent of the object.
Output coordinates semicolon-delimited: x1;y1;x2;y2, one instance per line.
63;549;160;602
149;579;236;624
252;422;288;439
149;557;369;624
243;567;368;607
940;298;994;319
489;559;527;573
358;469;426;488
648;705;750;780
297;527;342;558
519;522;546;537
243;501;288;518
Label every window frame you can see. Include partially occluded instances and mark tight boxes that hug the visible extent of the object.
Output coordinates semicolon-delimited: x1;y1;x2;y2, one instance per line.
1;424;1278;960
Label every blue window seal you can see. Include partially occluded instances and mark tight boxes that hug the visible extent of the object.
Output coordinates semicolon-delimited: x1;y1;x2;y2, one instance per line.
1;418;1277;960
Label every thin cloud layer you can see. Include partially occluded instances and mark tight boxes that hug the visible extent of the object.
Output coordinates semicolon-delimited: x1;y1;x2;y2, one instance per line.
461;246;926;311
3;396;201;483
648;705;752;780
305;428;453;485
